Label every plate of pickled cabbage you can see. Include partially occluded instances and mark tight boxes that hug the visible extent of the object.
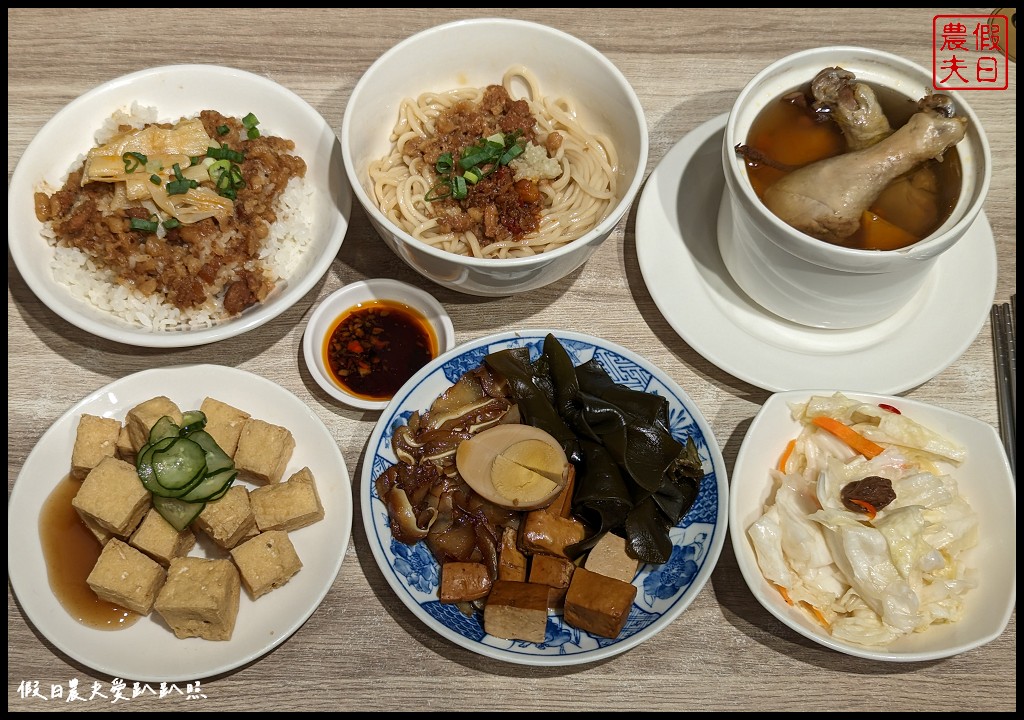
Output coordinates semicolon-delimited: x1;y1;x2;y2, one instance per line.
730;390;1016;661
362;330;728;665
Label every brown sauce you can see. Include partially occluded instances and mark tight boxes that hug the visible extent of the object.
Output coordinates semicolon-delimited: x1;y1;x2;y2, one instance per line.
323;300;437;401
744;82;962;251
39;475;140;630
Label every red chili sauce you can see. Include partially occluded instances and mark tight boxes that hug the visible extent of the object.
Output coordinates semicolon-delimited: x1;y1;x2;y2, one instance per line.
323;300;437;401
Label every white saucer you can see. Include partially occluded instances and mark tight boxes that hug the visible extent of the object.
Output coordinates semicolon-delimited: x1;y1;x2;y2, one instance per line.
635;114;997;394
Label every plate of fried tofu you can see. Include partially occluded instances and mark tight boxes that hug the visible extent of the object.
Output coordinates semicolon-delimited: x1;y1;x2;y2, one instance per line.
7;364;352;681
362;330;729;665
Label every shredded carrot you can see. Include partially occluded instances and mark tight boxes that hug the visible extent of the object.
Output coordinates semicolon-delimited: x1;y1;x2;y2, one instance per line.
811;416;885;459
801;601;831;628
778;439;797;473
848;498;878;520
775;584;794;605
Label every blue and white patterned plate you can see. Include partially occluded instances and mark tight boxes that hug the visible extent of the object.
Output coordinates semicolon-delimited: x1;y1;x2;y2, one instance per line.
361;330;728;665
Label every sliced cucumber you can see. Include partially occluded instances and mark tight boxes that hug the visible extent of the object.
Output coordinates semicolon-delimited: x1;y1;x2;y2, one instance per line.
148;415;181;444
179;410;207;435
180;468;237;503
136;436;177;495
187;430;234;474
151;437;207;491
152;494;206;532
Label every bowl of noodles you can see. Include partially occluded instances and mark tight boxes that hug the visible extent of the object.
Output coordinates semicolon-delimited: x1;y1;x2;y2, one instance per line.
9;64;351;348
341;18;648;296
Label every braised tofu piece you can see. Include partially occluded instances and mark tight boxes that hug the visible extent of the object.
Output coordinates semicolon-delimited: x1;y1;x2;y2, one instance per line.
199;397;251;458
498;527;527;582
154;557;240;641
86;538;165;615
233;418;295;485
250;467;324;532
230;530;303;599
584;532;639;584
130;508;196;566
483;580;550;644
195;485;255;549
545;464;576;518
70;414;121;481
440;562;492;603
126;396;183;452
519;510;586;558
563;567;637;639
528;554;576;609
115;425;136;464
72;456;150;537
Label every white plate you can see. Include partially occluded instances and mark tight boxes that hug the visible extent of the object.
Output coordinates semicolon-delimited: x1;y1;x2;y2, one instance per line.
8;64;351;348
635;114;997;394
362;330;728;665
729;390;1016;661
7;365;353;682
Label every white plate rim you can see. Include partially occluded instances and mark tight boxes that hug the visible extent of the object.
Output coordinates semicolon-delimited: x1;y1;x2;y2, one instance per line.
728;389;1017;662
7;364;353;681
635;113;997;394
360;328;729;665
8;63;352;349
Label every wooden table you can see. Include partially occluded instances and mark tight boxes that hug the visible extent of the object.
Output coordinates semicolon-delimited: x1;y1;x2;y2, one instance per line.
8;8;1016;712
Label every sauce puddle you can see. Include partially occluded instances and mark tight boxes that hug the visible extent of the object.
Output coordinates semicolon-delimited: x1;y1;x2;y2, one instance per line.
39;475;140;630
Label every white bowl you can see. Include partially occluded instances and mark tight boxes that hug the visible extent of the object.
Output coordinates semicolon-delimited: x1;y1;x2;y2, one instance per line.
302;279;455;410
719;46;991;329
341;18;648;296
729;390;1016;662
362;329;728;664
8;64;351;348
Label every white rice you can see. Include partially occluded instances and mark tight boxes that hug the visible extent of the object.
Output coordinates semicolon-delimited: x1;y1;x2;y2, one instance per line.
44;104;314;332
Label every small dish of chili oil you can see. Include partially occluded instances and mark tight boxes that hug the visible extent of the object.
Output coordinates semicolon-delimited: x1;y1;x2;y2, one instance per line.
303;279;455;410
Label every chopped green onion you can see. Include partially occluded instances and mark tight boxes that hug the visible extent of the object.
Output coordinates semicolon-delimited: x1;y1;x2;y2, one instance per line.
435;153;453;174
424;181;452;202
122;151;147;173
165;163;199;195
242;112;259;129
207;145;245;163
463;169;480;184
459;149;493;170
246;128;260;140
217;124;230;135
162;218;181;230
190;156;201;166
452;175;468;200
208;159;232;181
486;132;504;145
149;174;161;185
499;143;525;165
130;217;159;233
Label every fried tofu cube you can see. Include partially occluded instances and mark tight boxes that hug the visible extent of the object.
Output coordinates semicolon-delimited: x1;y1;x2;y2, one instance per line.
250;467;324;532
519;510;586;558
86;538;165;615
563;567;637;639
154;557;240;641
483;580;550;644
199;397;251;458
115;425;136;464
79;512;114;546
126;396;183;452
70;414;122;480
584;531;639;583
230;530;303;599
498;527;527;582
440;562;492;603
528;554;576;608
72;456;150;537
195;485;255;549
130;508;196;566
233;418;295;485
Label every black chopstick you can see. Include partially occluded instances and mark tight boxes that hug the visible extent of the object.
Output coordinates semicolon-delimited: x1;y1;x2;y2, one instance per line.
991;301;1015;478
